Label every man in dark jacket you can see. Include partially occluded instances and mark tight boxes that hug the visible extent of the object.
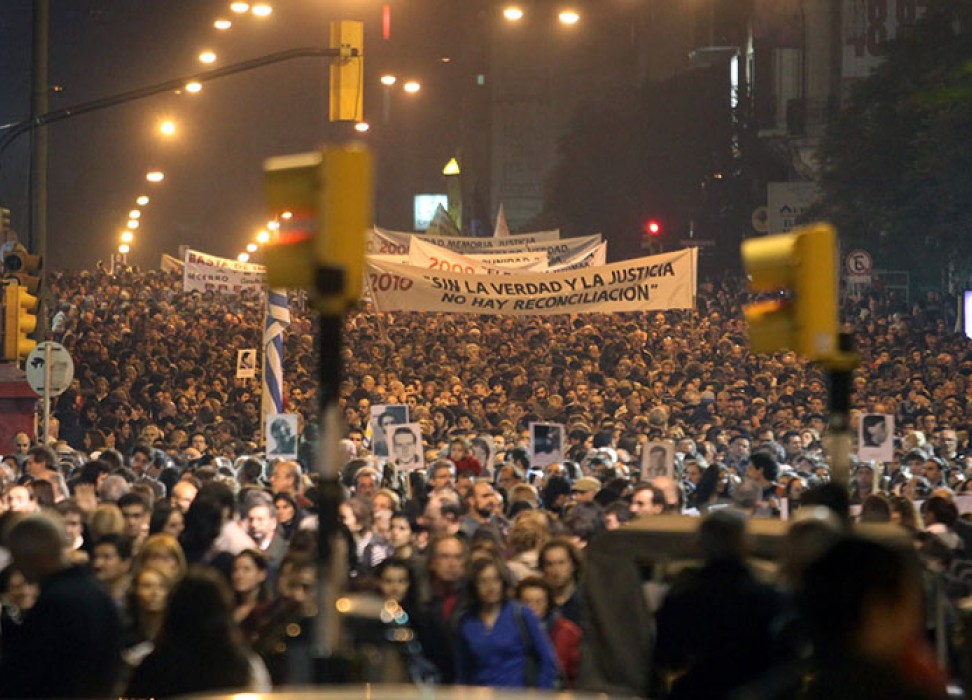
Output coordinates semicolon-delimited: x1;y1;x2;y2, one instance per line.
0;514;122;697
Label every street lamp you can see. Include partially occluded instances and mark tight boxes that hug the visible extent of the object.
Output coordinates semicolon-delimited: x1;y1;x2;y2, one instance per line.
120;231;134;243
403;81;421;93
146;171;165;183
127;219;140;230
246;243;259;253
185;81;203;93
159;119;176;137
558;10;580;25
251;3;272;17
354;122;370;133
503;6;524;21
128;209;141;219
214;19;232;30
380;75;397;86
257;229;271;243
237;252;250;262
136;195;150;206
199;51;217;64
230;2;249;13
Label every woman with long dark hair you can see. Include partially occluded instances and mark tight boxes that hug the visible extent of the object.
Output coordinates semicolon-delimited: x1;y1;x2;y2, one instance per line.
125;567;270;697
454;557;559;688
232;549;270;625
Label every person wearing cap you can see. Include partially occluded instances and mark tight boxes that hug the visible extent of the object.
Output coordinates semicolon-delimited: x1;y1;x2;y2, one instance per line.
570;477;600;503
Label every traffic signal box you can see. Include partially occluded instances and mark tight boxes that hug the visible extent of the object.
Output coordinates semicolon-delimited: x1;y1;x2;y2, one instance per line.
1;243;41;362
263;145;374;315
741;223;845;364
3;285;37;361
329;20;364;123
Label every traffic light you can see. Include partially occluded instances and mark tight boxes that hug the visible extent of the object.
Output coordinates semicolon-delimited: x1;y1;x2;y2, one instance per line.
645;219;661;236
263;144;374;314
3;284;37;361
2;242;42;293
741;223;839;361
329;20;364;123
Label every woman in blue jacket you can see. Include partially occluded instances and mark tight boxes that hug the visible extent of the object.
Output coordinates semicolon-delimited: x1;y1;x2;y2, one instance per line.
455;556;560;688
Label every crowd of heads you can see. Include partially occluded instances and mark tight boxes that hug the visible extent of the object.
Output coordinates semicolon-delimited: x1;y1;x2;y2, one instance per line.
0;266;966;694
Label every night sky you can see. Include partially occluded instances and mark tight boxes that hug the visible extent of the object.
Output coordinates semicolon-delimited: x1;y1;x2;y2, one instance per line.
0;1;460;271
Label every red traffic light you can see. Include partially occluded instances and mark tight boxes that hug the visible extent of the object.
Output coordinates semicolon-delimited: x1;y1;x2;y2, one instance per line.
645;220;661;235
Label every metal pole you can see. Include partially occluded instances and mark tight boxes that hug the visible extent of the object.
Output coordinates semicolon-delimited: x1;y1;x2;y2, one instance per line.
42;342;51;445
30;0;49;332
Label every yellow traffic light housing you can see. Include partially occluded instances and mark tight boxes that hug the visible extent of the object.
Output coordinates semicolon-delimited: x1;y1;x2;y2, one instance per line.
741;223;844;363
3;284;38;361
329;20;364;123
263;145;374;314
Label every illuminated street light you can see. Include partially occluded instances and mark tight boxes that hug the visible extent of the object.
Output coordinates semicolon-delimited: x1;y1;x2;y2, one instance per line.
185;81;203;93
237;253;250;263
159;120;176;137
403;81;421;93
146;171;165;183
199;51;217;64
121;231;134;244
127;219;140;230
266;221;279;232
128;210;141;219
354;122;370;133
251;3;272;17
380;75;397;86
503;6;524;21
119;244;131;254
559;10;580;25
257;229;271;243
281;211;293;220
246;243;259;253
214;19;232;30
230;2;250;13
136;195;150;206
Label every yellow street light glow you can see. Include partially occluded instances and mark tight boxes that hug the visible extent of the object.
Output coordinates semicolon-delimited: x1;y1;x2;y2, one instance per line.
119;244;131;254
136;195;150;206
230;2;249;13
503;6;524;21
559;10;580;24
214;19;232;30
380;75;397;86
121;231;134;243
443;157;461;176
159;120;176;136
199;51;217;64
266;221;279;231
257;230;271;243
354;122;370;133
128;210;141;219
403;81;421;93
251;3;272;17
246;243;259;253
127;219;140;230
185;81;203;93
146;171;165;183
237;252;250;263
281;211;293;220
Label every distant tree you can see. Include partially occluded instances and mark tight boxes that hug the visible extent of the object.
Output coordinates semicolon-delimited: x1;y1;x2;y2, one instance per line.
538;64;778;266
811;0;972;271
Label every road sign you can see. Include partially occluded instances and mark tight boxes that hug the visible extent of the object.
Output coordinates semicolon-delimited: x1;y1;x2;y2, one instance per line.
845;249;873;275
25;342;74;397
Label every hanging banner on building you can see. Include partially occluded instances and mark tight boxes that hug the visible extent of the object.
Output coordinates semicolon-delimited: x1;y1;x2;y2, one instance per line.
367;248;697;316
407;238;547;275
183;249;266;294
369;227;560;256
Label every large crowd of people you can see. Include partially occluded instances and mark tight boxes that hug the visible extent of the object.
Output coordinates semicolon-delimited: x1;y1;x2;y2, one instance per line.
0;265;966;697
